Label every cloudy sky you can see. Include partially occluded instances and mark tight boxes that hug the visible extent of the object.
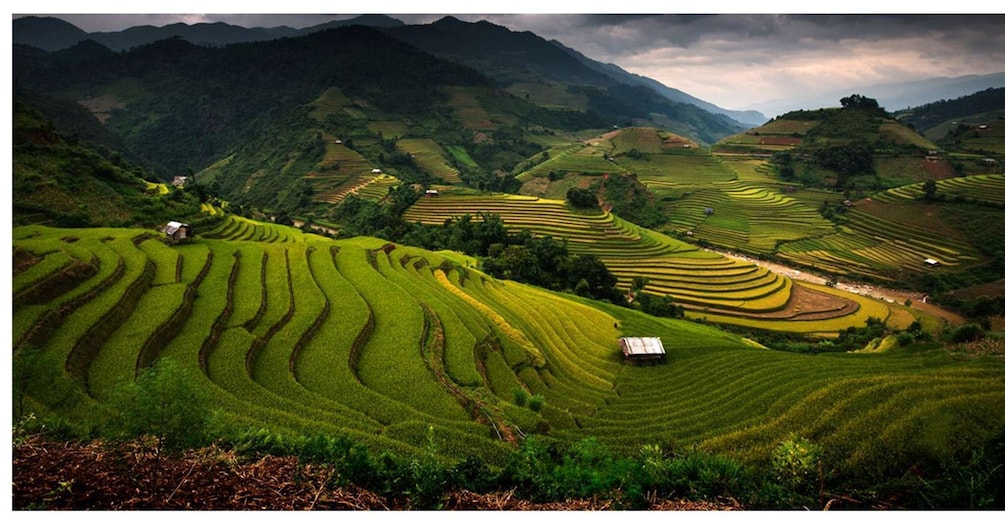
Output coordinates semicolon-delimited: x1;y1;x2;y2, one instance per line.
13;2;1005;116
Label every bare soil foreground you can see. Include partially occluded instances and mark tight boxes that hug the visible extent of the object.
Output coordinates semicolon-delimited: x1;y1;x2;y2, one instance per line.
13;437;739;510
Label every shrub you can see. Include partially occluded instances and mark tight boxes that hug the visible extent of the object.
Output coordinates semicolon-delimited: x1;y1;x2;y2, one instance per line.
527;395;545;412
513;387;528;407
109;358;210;452
566;187;598;209
771;435;822;506
950;323;986;344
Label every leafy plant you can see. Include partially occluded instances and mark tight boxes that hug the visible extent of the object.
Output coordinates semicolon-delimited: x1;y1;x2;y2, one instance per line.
109;357;210;452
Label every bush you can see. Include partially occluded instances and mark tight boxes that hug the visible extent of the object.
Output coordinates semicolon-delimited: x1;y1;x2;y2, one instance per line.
771;435;822;504
566;187;599;209
950;323;986;344
109;358;210;452
513;387;528;407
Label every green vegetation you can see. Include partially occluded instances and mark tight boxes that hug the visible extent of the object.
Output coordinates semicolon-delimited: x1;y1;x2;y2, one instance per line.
13;220;1005;508
403;193;890;334
13;20;1005;508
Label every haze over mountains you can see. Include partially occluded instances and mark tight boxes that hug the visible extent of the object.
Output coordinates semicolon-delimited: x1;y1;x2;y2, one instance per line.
750;72;1005;117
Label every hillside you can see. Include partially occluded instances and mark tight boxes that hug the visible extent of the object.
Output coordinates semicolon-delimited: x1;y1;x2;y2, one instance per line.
14;15;750;145
12;91;206;228
383;17;746;143
715;96;941;188
14;219;1005;507
14;25;494;176
895;87;1005;136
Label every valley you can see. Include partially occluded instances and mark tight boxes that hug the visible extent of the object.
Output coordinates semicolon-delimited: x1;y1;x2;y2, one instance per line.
11;14;1005;510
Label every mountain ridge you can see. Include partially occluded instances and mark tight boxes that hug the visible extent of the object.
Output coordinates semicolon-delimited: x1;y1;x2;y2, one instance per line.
13;15;753;136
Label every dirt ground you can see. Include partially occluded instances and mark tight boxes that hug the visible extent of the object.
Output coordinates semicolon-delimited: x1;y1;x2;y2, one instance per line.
13;436;739;511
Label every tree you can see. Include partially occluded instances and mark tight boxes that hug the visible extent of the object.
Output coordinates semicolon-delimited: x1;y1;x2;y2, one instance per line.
566;187;599;209
839;94;886;116
922;179;938;201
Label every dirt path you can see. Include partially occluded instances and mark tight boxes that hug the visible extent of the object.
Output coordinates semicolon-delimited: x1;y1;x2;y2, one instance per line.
706;248;966;325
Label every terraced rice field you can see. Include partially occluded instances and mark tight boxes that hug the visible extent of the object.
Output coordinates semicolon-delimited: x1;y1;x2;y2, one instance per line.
665;181;836;254
404;194;883;333
620;153;737;191
777;204;983;280
957;123;1005;155
873;174;1005;205
445;87;494;130
308;134;381;204
15;223;1005;478
714;119;821;153
201;215;328;243
609;127;665;155
518;143;626;181
396;139;462;184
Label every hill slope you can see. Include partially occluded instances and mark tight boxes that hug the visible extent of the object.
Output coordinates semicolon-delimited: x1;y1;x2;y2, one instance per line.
895;87;1005;138
15;25;492;176
14;221;1005;494
12;91;205;228
384;17;746;143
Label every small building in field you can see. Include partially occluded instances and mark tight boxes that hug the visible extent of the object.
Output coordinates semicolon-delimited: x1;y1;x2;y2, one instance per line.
843;199;854;207
619;337;666;364
372;168;382;174
172;175;188;188
162;221;192;243
924;258;941;267
425;189;439;197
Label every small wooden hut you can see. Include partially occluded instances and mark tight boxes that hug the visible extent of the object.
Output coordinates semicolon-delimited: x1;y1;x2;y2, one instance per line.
162;221;192;243
619;337;666;365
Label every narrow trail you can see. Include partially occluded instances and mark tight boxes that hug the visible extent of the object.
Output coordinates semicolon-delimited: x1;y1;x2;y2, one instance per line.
705;247;966;326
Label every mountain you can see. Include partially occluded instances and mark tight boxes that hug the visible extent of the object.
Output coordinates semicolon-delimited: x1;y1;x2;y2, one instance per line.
385;16;615;86
549;40;767;127
750;72;1005;118
12;16;90;51
14;25;493;177
298;14;405;33
12;15;407;52
383;17;746;143
14;15;749;141
895;87;1005;135
87;22;297;51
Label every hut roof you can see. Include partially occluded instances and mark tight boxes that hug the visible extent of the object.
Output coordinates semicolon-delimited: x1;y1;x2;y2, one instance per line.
164;221;189;236
619;337;666;356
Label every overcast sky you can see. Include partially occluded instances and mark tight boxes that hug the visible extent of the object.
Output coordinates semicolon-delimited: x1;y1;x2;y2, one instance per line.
12;3;1005;115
